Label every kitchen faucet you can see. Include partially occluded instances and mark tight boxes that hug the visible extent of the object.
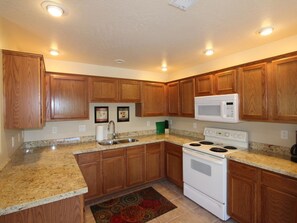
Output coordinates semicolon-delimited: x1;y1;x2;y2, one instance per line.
108;120;118;139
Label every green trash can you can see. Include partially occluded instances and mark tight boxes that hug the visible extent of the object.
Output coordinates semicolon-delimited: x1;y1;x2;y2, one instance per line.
156;121;165;134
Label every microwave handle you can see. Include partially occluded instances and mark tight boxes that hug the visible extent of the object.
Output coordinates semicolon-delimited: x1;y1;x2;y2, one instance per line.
221;101;226;118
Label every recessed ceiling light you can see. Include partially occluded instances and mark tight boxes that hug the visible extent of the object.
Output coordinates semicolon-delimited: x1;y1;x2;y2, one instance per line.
161;66;168;72
41;1;65;17
204;49;214;56
258;27;274;36
114;59;125;64
50;49;59;56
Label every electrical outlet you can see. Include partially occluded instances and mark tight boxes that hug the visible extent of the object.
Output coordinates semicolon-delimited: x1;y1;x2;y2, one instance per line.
52;127;57;134
146;121;151;127
18;133;21;142
193;122;197;129
11;137;15;148
281;130;288;139
79;125;86;132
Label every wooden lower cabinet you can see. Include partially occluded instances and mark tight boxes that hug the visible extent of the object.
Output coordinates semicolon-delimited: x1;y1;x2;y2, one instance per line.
165;142;183;188
76;152;102;200
228;160;297;223
0;195;84;223
126;145;145;187
145;142;164;182
102;149;126;194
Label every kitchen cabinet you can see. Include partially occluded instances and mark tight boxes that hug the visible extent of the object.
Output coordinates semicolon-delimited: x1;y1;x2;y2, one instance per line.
76;152;102;201
271;55;297;122
0;195;84;223
119;79;141;102
239;63;268;121
3;50;46;129
214;69;237;94
167;81;180;116
136;82;166;116
195;74;214;96
228;160;259;223
102;149;126;194
228;160;297;223
145;142;164;182
165;142;183;187
89;77;118;102
180;78;195;117
49;73;89;120
126;145;145;187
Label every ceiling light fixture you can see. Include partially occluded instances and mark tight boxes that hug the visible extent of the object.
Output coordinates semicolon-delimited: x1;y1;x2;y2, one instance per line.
114;59;125;64
50;49;59;56
161;66;168;72
169;0;197;11
41;1;65;17
258;27;274;36
204;49;214;56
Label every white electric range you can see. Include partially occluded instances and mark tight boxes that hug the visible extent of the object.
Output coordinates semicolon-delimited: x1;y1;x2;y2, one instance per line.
183;127;248;221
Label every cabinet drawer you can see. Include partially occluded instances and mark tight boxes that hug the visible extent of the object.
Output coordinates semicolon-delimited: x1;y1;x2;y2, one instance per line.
102;148;125;159
261;170;297;196
228;160;258;181
126;145;145;155
77;152;101;164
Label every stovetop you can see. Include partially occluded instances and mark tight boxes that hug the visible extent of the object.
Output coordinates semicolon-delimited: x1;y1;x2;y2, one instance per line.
183;128;249;158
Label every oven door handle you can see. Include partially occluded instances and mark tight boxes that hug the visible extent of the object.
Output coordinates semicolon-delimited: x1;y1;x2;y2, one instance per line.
183;148;223;165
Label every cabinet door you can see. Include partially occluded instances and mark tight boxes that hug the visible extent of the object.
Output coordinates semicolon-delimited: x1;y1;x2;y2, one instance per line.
50;74;89;120
102;149;126;194
228;161;259;223
3;51;45;129
239;63;268;120
76;152;101;200
180;78;195;117
119;80;141;102
145;142;164;182
165;142;183;187
261;170;297;223
214;69;237;94
195;74;214;96
167;81;180;116
271;56;297;122
136;82;166;116
126;146;145;187
89;77;118;102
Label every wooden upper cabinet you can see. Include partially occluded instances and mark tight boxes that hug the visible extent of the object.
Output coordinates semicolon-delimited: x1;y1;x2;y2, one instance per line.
167;81;180;116
271;56;297;122
180;78;195;117
239;63;268;121
195;74;214;96
136;82;166;116
214;69;237;94
118;79;141;102
3;50;45;129
89;77;118;102
49;73;89;120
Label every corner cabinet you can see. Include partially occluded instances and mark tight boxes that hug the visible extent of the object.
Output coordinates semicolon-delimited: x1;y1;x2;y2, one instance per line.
167;81;180;116
228;160;297;223
48;73;89;120
3;50;46;129
180;78;195;117
136;82;166;116
271;56;297;122
239;63;268;121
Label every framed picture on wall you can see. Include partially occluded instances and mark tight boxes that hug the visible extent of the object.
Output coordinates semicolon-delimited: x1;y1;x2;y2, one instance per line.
117;106;129;122
94;106;109;123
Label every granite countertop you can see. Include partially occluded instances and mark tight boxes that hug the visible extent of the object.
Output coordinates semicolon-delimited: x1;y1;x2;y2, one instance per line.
1;133;296;216
0;134;196;216
226;150;297;179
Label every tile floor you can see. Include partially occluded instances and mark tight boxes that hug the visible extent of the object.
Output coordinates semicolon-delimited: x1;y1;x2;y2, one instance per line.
84;180;237;223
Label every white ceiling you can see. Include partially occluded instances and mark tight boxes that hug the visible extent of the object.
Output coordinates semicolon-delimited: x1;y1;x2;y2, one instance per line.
1;0;297;73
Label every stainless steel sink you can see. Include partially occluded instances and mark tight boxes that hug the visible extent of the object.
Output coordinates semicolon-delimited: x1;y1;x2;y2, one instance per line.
98;138;138;146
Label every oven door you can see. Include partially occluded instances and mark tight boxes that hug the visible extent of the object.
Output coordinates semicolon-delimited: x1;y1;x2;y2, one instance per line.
183;147;227;203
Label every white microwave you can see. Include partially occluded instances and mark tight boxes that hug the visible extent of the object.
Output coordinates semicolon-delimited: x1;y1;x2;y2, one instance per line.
194;93;239;123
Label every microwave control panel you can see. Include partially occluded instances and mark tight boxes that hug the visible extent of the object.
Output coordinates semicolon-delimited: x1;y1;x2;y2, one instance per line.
225;102;234;117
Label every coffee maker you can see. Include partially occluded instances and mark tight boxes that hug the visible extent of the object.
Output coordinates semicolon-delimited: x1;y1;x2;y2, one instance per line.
291;131;297;163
